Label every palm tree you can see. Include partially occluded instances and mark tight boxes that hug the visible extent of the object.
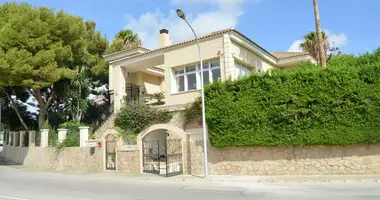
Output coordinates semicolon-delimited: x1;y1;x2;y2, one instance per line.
105;29;141;54
66;73;91;122
115;29;141;49
300;31;329;63
313;0;327;68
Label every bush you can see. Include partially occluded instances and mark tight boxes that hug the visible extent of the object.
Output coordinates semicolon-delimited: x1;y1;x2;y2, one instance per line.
204;48;380;148
184;96;202;122
115;103;173;135
56;121;85;148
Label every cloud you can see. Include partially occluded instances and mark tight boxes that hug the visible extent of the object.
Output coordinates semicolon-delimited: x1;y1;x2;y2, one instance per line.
325;30;348;48
125;0;257;49
287;40;303;52
287;30;348;52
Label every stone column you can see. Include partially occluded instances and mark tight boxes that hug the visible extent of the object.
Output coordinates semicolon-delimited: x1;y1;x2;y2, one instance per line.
79;127;89;147
8;132;13;146
57;129;67;143
40;129;49;148
11;132;17;147
19;131;26;147
28;131;36;147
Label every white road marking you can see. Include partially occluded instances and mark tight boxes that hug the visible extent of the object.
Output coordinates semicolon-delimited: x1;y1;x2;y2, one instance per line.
0;195;30;200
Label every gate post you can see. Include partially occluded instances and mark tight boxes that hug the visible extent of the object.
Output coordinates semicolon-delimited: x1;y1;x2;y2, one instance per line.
79;127;89;147
40;129;49;148
28;131;36;147
57;128;67;143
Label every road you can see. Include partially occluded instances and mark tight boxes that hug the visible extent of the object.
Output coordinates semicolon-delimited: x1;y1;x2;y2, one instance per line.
1;165;380;199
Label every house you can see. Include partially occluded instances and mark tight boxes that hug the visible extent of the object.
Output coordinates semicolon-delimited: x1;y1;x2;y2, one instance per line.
100;28;316;175
104;28;316;111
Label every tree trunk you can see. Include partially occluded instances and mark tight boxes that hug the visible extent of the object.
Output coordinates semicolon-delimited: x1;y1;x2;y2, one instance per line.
3;89;29;132
34;88;55;130
313;0;327;68
38;107;46;130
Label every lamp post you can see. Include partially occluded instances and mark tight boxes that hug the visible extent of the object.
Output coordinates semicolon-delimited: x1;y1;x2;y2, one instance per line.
177;9;208;178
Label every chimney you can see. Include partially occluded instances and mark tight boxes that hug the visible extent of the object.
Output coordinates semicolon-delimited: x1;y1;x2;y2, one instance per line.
159;29;172;48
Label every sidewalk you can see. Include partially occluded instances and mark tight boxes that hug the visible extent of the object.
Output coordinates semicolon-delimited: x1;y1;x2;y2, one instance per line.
85;172;380;184
2;161;380;184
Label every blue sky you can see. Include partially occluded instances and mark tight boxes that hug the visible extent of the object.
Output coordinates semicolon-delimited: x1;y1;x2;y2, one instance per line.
1;0;379;54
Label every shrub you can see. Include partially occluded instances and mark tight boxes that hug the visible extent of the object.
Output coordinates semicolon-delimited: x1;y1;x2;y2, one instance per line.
204;48;380;148
56;121;85;148
115;103;172;135
184;96;202;122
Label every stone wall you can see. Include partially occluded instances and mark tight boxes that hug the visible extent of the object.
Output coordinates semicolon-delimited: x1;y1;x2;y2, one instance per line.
116;150;140;173
2;145;103;172
197;143;380;175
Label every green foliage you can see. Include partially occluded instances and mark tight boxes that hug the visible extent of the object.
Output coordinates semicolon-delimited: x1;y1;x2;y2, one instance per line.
184;96;202;122
105;29;141;55
65;73;91;122
115;103;173;135
153;92;165;102
115;127;137;145
0;2;108;130
204;48;380;148
56;121;84;148
0;3;108;89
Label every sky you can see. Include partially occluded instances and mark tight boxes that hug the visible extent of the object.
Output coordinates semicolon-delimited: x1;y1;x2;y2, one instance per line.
1;0;379;55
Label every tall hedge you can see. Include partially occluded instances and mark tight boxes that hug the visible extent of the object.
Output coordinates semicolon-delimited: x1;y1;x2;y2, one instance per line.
205;51;380;148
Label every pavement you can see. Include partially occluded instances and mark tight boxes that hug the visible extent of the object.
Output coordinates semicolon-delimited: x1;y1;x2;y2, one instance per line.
1;158;380;200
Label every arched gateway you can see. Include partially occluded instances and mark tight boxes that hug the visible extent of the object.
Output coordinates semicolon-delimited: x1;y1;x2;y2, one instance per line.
137;124;187;177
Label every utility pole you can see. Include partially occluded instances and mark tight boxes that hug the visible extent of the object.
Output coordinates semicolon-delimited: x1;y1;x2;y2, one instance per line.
313;0;327;68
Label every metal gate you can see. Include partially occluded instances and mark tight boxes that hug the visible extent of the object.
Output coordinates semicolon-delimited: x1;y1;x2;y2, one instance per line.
142;138;183;177
142;140;160;174
125;83;140;103
165;138;183;177
105;137;117;170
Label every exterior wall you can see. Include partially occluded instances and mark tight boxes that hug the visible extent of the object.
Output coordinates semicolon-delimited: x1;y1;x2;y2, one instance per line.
113;65;126;111
189;141;380;175
2;145;103;172
141;72;162;94
116;150;140;173
231;42;275;74
222;34;235;80
163;36;224;106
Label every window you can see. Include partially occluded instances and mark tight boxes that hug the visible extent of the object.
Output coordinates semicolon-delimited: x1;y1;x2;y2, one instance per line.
235;62;251;79
186;66;197;90
173;61;221;93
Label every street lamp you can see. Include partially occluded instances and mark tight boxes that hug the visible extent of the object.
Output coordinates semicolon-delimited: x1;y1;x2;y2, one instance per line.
177;9;208;178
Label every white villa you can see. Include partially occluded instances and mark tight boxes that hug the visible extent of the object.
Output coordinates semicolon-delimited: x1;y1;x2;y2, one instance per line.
102;28;316;175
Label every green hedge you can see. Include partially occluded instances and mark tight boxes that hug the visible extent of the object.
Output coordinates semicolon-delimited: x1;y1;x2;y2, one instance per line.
205;51;380;148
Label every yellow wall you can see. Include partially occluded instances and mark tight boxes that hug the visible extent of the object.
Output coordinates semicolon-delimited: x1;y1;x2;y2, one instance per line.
231;42;275;75
142;73;162;94
163;36;224;106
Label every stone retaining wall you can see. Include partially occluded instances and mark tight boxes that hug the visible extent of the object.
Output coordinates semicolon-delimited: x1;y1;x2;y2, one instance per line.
203;143;380;175
116;150;140;173
2;145;103;172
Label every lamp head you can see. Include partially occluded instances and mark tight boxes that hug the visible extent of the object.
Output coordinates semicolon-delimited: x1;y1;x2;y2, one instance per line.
176;9;186;20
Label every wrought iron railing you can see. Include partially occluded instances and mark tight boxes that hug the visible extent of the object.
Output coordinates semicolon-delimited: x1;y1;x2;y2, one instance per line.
91;102;114;134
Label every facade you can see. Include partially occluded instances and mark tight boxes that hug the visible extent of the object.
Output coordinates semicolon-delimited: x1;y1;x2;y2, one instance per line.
105;28;316;111
100;28;316;176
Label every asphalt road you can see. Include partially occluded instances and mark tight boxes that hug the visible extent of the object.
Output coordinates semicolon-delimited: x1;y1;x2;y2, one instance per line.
1;163;380;199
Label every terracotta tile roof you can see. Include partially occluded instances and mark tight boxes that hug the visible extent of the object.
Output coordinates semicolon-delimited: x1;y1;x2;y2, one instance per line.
271;52;310;60
110;28;281;64
110;28;235;64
